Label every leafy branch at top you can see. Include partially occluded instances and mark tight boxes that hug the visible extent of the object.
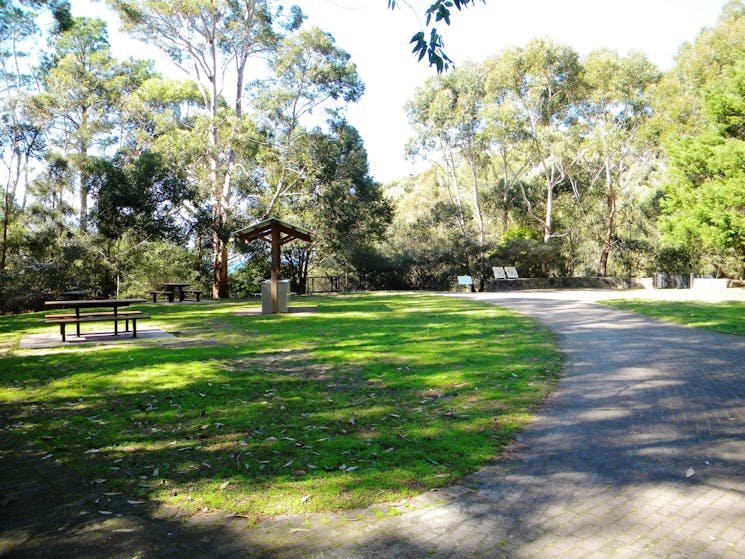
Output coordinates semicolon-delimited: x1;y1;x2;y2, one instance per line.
388;0;484;73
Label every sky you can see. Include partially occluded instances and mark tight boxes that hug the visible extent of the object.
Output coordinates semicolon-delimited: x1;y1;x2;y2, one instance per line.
70;0;731;183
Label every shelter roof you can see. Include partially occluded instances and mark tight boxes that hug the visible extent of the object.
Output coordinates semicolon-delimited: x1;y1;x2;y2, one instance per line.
233;217;311;245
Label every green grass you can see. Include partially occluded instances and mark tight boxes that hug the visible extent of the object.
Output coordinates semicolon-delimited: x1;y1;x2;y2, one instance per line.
601;299;745;336
0;293;560;516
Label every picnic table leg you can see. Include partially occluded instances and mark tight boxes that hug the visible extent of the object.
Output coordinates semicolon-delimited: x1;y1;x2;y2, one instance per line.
59;323;66;342
132;318;138;338
75;308;81;337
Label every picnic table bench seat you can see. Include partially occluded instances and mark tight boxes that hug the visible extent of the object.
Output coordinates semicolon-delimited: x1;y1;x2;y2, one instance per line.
45;310;144;320
148;288;202;302
44;310;150;341
148;290;176;303
180;289;202;301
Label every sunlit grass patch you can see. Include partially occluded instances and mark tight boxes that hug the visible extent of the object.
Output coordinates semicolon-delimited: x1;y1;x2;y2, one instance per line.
600;299;745;336
0;293;560;515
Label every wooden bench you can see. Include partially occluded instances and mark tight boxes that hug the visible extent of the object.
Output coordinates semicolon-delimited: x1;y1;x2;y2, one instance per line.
179;289;202;302
44;311;150;341
148;290;175;303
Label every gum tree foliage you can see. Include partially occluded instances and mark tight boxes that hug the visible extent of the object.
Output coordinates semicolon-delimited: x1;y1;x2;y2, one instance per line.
505;38;584;246
395;38;663;282
34;16;154;232
406;62;489;247
388;0;485;73
251;25;365;218
404;39;586;277
572;49;659;276
1;0;72;273
1;3;42;270
109;0;291;299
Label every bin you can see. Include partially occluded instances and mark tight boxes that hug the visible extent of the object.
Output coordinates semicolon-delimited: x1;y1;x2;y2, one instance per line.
261;279;290;313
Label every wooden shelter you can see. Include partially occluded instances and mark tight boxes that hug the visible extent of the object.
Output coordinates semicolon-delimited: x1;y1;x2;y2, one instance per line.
233;218;312;314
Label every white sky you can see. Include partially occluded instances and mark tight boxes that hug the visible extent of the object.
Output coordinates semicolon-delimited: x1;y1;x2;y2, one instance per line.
71;0;730;183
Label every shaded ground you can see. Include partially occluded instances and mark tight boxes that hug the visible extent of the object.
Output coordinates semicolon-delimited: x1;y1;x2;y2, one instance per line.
2;289;745;558
18;324;174;350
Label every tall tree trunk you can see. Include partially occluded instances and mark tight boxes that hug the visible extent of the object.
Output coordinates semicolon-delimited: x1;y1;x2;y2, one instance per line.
212;236;229;298
204;30;231;299
1;186;11;270
468;154;485;246
598;157;616;277
543;180;554;244
79;143;89;233
500;153;510;235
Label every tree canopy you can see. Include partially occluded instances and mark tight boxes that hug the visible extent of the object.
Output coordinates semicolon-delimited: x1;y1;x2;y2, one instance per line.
2;0;745;312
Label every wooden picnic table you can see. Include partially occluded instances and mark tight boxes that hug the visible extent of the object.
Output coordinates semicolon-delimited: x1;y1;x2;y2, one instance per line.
44;298;148;341
149;283;202;302
162;283;189;302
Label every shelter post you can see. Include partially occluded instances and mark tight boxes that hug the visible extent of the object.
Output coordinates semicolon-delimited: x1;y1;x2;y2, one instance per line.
271;220;281;313
233;217;312;314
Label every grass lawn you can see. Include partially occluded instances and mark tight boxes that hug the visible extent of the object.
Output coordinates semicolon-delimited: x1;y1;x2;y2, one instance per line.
601;299;745;336
0;292;560;516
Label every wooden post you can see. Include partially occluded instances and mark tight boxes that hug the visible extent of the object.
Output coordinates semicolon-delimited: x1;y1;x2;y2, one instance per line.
271;220;281;314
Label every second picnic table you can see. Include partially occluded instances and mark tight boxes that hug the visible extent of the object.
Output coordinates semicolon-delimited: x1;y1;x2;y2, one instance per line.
148;283;202;303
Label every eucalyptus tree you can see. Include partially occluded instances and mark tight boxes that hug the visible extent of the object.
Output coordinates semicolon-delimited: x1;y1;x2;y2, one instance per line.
406;81;468;238
34;16;150;232
0;3;43;269
110;0;308;298
482;49;531;235
506;38;583;245
406;61;489;246
574;49;659;276
251;26;364;218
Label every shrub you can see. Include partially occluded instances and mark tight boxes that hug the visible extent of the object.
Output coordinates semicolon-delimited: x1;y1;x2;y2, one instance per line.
654;245;694;274
488;237;566;278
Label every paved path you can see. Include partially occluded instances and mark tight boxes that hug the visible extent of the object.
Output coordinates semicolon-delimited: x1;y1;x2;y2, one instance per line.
4;291;745;558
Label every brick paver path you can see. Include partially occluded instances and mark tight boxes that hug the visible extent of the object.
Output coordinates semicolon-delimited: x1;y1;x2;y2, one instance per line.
4;294;745;558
